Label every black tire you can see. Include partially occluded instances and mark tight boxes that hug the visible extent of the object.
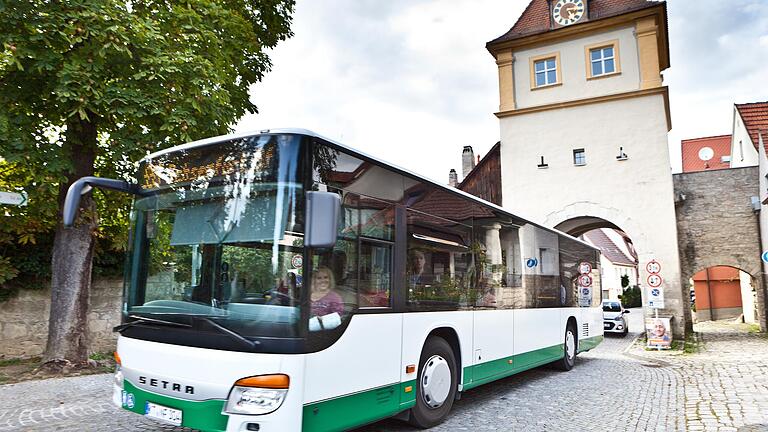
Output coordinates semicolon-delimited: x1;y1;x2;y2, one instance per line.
554;323;577;371
408;337;457;429
622;324;629;337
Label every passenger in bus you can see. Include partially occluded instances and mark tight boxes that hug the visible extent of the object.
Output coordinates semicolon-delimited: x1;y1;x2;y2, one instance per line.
310;266;344;317
408;249;432;287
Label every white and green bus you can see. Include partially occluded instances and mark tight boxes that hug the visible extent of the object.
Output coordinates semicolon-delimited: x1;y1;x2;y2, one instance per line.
64;129;603;432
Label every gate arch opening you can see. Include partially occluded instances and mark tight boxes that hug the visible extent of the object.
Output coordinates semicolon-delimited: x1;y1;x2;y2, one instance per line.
690;265;759;324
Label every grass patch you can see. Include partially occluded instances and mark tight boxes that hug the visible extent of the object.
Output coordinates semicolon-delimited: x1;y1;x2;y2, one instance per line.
683;332;700;354
0;358;26;367
0;354;114;385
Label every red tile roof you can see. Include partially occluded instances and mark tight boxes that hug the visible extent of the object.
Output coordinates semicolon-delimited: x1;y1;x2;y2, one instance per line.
583;229;635;266
736;102;768;155
681;135;731;173
488;0;663;45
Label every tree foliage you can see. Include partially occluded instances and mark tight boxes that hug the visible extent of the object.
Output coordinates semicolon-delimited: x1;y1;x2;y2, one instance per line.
0;0;295;287
0;0;295;364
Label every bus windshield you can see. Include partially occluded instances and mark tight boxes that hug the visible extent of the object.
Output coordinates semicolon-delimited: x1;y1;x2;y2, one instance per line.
124;134;305;341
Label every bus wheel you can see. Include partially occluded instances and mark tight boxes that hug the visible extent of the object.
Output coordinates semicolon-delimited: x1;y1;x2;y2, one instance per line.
554;324;577;371
409;337;457;429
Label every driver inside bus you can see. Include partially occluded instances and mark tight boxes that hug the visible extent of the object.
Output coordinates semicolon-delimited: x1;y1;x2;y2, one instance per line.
310;266;344;317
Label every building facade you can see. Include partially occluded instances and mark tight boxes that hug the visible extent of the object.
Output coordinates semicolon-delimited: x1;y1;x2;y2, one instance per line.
486;0;689;335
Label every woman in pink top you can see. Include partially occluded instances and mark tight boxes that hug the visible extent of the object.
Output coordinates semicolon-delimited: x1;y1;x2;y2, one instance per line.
310;267;344;317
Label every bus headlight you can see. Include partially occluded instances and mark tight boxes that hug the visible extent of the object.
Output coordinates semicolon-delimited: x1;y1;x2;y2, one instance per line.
114;367;124;389
225;374;290;415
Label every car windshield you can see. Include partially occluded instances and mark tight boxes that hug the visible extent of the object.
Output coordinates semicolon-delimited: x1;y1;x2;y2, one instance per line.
124;134;305;340
602;302;622;312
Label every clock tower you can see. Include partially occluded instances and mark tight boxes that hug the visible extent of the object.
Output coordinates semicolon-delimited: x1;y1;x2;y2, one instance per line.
486;1;691;336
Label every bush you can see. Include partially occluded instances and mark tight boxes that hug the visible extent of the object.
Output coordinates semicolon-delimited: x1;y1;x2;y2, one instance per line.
620;285;642;308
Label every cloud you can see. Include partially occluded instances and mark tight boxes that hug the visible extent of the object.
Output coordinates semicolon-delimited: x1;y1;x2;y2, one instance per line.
240;0;768;177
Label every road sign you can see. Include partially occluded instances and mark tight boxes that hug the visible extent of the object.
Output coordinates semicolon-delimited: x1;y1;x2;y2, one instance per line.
0;191;27;206
526;258;538;268
647;284;665;309
762;251;768;264
578;274;592;287
647;274;663;288
646;260;661;274
578;262;592;274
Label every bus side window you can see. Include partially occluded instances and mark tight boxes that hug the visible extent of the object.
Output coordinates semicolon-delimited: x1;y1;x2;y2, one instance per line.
359;241;391;308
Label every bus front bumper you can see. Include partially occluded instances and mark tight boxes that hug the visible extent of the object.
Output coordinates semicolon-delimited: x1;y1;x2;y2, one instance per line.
113;336;305;432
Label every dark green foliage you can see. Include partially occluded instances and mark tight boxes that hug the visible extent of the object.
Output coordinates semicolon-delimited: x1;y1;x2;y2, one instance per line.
0;0;296;298
620;285;642;308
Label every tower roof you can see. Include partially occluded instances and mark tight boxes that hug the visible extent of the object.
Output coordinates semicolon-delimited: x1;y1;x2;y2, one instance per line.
488;0;665;45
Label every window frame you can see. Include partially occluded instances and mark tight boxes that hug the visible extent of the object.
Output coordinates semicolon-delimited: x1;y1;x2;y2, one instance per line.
573;148;586;166
529;52;562;90
584;40;621;80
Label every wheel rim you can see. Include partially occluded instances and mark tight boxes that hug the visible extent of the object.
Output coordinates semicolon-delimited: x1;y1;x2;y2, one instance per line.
420;355;451;409
565;330;576;361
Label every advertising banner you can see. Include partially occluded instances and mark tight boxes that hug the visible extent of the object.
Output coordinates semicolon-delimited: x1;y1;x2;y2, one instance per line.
646;317;672;349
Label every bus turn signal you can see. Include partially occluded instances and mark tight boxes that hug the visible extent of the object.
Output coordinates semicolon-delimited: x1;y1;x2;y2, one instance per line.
235;374;290;389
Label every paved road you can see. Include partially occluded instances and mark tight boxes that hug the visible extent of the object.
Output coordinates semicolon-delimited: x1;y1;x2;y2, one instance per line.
1;310;767;431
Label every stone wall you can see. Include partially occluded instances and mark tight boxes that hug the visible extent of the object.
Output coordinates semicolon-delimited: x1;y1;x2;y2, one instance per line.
673;166;767;331
0;279;123;359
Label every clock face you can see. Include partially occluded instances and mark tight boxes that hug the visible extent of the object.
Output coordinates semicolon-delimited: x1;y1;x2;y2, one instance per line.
553;0;586;26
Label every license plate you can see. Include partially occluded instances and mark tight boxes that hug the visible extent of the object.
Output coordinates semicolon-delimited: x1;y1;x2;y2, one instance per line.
145;402;182;426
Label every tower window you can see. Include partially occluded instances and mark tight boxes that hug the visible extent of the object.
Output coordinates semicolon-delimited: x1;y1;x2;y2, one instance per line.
535;58;557;86
529;52;561;89
585;40;621;79
573;149;586;166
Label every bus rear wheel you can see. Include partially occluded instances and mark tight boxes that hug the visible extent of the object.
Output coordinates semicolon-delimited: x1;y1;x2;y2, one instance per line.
408;337;457;429
554;323;577;371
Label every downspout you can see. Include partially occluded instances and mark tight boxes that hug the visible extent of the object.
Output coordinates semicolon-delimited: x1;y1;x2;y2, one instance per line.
755;201;768;331
705;267;714;321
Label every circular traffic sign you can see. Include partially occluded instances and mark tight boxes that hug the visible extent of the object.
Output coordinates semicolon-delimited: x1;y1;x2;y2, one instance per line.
291;254;303;269
651;288;660;297
578;262;592;275
646;260;661;274
578;274;593;287
647;274;663;288
762;251;768;264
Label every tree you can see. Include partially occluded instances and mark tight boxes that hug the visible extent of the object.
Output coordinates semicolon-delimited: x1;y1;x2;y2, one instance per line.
0;0;295;369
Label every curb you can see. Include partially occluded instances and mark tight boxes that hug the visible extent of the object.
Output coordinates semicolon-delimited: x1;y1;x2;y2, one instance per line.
620;332;672;367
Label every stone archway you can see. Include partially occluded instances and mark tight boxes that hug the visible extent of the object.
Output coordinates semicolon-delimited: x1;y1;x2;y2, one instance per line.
674;167;767;332
544;202;688;337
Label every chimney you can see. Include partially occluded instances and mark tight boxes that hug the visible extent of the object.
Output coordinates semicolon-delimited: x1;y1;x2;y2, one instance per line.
448;169;458;187
462;146;475;178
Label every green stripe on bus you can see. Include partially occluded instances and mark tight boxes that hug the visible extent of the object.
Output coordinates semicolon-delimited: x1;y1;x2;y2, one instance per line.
122;380;228;432
578;335;603;352
302;380;416;432
462;343;564;391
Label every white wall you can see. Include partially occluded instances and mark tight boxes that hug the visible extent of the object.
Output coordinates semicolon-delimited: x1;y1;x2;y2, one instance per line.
758;134;768;325
513;26;640;109
730;108;759;168
499;93;684;332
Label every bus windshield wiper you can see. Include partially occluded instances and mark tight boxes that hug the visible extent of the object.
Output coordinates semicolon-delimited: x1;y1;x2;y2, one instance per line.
114;315;193;333
191;316;259;349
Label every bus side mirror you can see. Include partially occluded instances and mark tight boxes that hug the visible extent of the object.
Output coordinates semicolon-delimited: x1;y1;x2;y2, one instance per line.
63;176;143;227
305;191;341;248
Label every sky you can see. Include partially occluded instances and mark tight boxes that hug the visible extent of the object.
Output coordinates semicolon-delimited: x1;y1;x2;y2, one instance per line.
236;0;768;181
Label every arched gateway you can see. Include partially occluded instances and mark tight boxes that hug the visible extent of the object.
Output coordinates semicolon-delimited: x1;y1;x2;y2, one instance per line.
486;0;689;336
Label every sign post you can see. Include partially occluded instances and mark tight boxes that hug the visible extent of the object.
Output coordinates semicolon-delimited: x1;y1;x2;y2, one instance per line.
0;191;27;206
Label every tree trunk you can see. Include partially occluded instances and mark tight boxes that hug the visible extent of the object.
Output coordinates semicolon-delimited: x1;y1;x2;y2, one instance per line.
43;115;98;369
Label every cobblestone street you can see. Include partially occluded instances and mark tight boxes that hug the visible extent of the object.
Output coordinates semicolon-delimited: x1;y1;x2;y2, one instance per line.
1;312;767;431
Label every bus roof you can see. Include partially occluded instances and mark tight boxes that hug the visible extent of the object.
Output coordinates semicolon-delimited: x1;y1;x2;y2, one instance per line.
141;128;599;252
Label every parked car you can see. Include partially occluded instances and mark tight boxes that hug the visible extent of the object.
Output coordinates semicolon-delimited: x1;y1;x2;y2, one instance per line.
602;300;630;336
